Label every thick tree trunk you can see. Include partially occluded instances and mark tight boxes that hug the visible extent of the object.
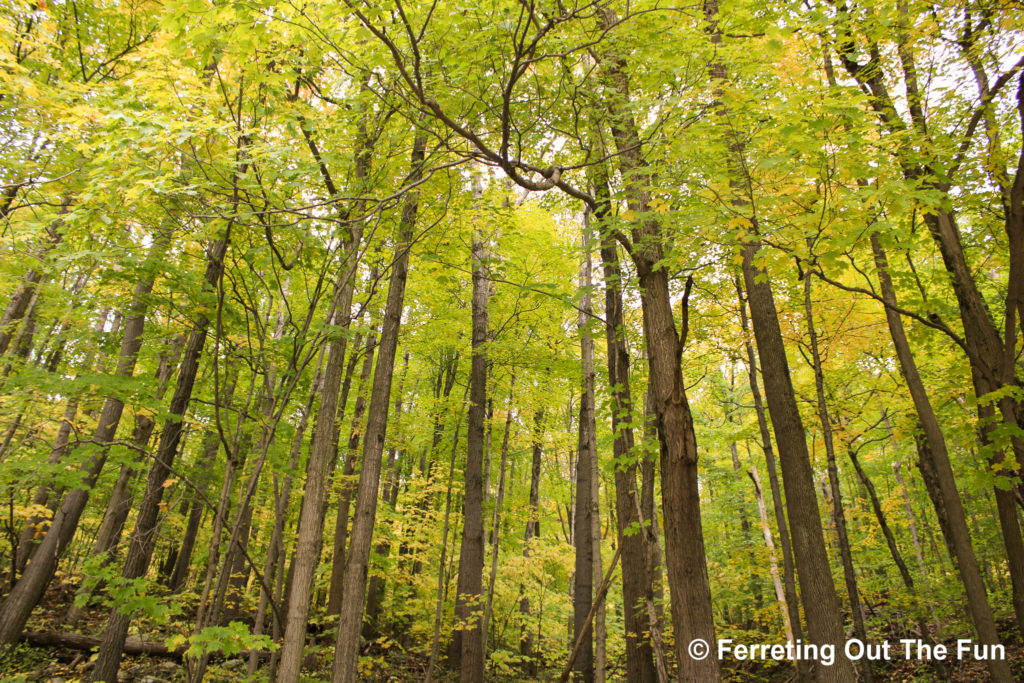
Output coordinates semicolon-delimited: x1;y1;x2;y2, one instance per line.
332;131;424;683
598;11;719;679
741;237;854;683
838;31;1024;639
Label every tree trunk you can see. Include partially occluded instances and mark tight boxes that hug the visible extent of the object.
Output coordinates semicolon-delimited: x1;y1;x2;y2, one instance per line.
890;449;928;580
846;444;949;680
0;227;166;649
837;28;1024;641
803;276;872;683
590;159;658;683
332;130;424;683
519;408;543;674
483;378;514;654
327;324;378;615
256;357;323;679
741;237;854;683
0;200;67;358
573;223;597;683
275;228;364;683
868;234;1012;681
597;10;719;679
62;413;156;627
89;227;231;682
167;429;222;593
453;210;490;683
747;463;792;640
424;390;468;683
363;351;411;636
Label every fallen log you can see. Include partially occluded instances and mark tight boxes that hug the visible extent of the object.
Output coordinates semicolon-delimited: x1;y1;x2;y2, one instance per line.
23;631;184;660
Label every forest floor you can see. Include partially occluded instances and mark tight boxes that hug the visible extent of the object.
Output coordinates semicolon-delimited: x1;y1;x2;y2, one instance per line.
2;640;1023;682
1;581;1022;682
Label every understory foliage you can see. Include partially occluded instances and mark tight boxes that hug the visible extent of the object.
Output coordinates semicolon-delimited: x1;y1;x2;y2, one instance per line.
0;0;1023;681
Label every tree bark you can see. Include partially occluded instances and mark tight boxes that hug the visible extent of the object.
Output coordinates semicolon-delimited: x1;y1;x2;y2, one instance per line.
89;228;231;682
0;227;167;649
0;200;67;358
276;209;365;683
597;10;720;679
573;223;597;683
519;408;544;674
868;235;1012;681
332;130;424;683
167;430;222;594
327;324;378;615
453;204;490;683
424;389;468;683
741;237;854;683
590;158;658;683
803;276;872;683
483;377;514;654
747;463;792;640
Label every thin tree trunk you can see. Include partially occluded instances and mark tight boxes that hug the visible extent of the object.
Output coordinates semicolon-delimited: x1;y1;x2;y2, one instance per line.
332;130;424;683
590;159;658;683
0;200;67;358
89;225;231;681
519;408;544;675
747;463;792;640
258;358;323;679
0;227;167;649
364;351;411;636
62;414;155;627
891;455;928;580
803;276;872;683
168;430;222;593
574;223;597;683
424;391;468;683
483;378;514;654
846;444;948;680
559;544;622;683
868;234;1011;681
453;210;490;683
327;324;379;615
276;228;363;683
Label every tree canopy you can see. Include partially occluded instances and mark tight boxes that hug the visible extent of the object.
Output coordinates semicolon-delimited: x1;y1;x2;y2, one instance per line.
1;0;1023;681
